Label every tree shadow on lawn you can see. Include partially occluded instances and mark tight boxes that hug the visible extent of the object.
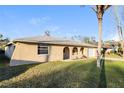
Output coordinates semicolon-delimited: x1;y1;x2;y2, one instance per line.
99;53;124;88
0;61;41;82
98;52;107;88
0;61;100;88
0;54;10;67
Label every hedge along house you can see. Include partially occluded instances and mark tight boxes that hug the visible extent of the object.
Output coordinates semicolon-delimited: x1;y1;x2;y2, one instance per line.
5;34;97;66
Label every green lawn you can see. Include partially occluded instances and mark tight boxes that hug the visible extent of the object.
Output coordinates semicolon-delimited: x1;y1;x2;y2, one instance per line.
0;59;100;88
105;60;124;88
105;53;123;58
0;59;124;88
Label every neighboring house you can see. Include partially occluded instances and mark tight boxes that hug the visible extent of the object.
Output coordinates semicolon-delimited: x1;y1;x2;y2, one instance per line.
103;41;120;54
5;35;97;66
0;39;9;47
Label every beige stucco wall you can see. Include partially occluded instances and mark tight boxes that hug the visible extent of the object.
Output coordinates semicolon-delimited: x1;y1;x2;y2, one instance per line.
83;48;89;57
48;45;64;61
93;48;97;57
10;42;65;66
10;42;97;66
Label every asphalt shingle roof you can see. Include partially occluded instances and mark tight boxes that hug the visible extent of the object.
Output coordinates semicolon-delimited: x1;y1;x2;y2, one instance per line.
13;35;97;48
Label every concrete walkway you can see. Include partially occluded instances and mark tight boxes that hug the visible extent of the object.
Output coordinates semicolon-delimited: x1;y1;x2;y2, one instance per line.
102;57;124;61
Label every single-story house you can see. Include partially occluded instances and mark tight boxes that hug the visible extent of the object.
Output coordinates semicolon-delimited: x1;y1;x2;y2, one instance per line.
5;35;97;66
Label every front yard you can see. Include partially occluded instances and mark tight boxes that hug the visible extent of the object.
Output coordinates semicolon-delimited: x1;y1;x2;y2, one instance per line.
105;53;123;58
0;59;100;88
0;58;124;88
105;60;124;87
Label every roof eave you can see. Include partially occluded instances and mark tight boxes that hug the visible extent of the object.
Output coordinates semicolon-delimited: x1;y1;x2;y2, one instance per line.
13;40;97;48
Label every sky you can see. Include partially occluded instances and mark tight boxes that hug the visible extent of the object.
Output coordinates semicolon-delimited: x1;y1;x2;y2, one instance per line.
0;5;124;41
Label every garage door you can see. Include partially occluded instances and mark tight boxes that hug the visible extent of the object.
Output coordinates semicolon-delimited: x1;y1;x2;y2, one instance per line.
88;48;94;57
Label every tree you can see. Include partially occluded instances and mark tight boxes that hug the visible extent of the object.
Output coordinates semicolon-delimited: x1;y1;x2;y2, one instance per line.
90;36;97;44
113;6;124;56
0;34;10;49
71;35;95;44
0;34;3;40
92;5;111;67
82;37;90;43
117;43;123;56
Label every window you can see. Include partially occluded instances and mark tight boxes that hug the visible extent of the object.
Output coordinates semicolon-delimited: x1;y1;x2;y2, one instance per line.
38;44;48;54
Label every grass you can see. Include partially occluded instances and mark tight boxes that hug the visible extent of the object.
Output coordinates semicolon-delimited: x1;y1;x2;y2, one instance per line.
0;58;124;88
0;59;100;88
105;53;123;58
105;60;124;88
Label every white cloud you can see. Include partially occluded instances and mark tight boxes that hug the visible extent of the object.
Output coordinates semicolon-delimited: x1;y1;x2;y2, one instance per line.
29;16;51;25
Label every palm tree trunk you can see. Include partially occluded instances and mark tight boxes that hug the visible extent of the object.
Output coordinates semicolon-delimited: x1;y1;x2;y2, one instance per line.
98;18;102;55
97;18;102;67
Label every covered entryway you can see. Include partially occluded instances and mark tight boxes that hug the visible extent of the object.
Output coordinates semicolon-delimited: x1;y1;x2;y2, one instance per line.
72;47;78;59
80;47;84;55
63;47;70;60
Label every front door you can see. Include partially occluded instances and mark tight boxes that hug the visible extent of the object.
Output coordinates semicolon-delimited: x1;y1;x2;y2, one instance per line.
63;47;70;60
